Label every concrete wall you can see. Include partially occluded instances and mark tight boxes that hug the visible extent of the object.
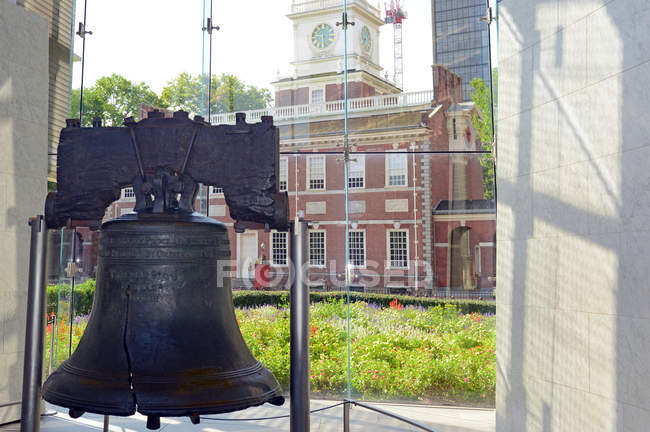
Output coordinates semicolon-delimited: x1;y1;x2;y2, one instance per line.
0;0;49;424
21;0;74;179
497;0;650;430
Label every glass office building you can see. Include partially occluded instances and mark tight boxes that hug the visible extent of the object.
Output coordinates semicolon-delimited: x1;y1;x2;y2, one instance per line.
431;0;490;101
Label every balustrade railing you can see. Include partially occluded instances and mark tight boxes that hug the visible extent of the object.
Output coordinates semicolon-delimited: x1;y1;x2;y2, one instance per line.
291;0;380;17
210;89;435;125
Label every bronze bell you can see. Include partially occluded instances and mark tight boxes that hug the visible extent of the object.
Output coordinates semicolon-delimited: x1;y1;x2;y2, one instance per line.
43;112;289;429
43;212;284;428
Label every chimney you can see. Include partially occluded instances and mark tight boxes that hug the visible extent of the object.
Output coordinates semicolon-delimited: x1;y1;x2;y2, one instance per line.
431;65;463;104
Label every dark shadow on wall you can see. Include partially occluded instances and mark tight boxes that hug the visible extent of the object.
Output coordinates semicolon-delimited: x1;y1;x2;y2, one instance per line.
499;0;649;429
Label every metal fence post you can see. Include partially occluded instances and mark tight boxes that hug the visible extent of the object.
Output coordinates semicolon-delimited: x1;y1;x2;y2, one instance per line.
20;215;48;432
343;400;350;432
290;220;309;432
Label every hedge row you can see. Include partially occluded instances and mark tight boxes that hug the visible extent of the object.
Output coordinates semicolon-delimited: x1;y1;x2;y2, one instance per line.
47;279;95;316
232;290;496;314
46;280;496;316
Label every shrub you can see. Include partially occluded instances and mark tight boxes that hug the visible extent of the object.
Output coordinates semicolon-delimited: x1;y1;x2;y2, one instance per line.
46;280;496;316
47;279;95;316
232;290;495;315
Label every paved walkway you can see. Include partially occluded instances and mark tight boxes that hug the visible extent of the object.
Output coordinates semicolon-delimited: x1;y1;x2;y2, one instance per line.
0;400;494;432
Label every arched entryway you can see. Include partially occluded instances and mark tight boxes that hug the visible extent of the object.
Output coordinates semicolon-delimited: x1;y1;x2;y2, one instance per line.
449;226;474;290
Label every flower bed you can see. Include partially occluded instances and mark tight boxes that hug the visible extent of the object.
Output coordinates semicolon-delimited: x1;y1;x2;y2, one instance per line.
238;299;495;405
46;299;495;406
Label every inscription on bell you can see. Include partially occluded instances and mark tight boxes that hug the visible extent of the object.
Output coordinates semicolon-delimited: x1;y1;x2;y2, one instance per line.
101;234;219;248
109;268;183;283
100;248;217;260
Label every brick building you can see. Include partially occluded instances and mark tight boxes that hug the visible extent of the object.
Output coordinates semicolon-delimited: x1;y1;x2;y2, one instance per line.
108;0;495;295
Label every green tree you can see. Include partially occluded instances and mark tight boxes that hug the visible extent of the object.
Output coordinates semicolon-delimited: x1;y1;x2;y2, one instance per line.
158;72;203;115
71;74;161;127
160;73;272;117
470;69;497;200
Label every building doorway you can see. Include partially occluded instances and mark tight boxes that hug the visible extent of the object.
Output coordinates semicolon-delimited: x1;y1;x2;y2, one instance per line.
237;231;258;279
449;226;474;290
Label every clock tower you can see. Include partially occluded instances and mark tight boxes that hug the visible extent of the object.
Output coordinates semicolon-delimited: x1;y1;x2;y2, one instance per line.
274;0;400;108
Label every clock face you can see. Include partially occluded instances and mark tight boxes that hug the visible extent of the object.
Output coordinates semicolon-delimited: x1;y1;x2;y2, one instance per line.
361;26;372;53
311;23;335;50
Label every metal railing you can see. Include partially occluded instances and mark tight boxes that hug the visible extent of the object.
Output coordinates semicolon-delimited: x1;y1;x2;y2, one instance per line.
210;89;435;125
291;0;381;17
343;400;440;432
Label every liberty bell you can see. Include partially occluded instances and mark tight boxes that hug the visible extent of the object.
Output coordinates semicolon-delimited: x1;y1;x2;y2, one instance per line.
42;111;289;429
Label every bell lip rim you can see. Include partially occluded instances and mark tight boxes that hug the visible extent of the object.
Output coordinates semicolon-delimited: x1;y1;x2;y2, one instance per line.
43;387;284;418
135;387;285;417
102;212;225;228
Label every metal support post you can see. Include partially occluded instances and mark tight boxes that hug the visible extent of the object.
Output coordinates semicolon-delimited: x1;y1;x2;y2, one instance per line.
47;315;55;376
103;415;109;431
290;220;309;432
68;228;77;356
20;215;49;432
343;400;350;432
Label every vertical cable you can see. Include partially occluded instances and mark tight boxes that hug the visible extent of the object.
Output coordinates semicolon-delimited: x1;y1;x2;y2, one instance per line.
342;0;352;401
486;0;497;202
68;228;77;356
206;185;210;217
200;0;216;215
198;185;203;215
411;146;418;291
58;0;77;353
200;0;207;117
199;0;214;216
78;0;89;125
66;0;76;117
207;0;214;122
53;228;65;367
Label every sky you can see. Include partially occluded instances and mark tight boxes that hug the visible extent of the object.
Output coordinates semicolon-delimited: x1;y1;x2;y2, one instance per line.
71;0;496;97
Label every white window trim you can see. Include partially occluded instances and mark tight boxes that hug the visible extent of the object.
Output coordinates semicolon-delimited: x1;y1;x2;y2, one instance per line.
347;154;365;189
306;154;326;191
386;229;409;269
309;86;326;105
308;230;327;268
384;151;408;188
270;230;289;267
211;186;224;196
279;156;289;192
348;229;366;269
121;187;136;201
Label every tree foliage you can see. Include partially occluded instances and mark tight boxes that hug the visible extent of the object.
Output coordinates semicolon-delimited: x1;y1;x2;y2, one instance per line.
160;73;272;117
470;69;497;200
71;74;161;127
70;72;272;127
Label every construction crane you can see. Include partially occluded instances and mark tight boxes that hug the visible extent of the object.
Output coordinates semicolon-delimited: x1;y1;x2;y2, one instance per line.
384;0;407;89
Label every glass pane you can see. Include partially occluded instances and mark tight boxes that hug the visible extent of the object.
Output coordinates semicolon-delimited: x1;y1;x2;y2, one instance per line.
340;0;497;411
46;227;98;368
43;0;500;426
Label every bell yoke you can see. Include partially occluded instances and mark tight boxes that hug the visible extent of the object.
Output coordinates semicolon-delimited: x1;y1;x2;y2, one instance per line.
42;110;289;429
